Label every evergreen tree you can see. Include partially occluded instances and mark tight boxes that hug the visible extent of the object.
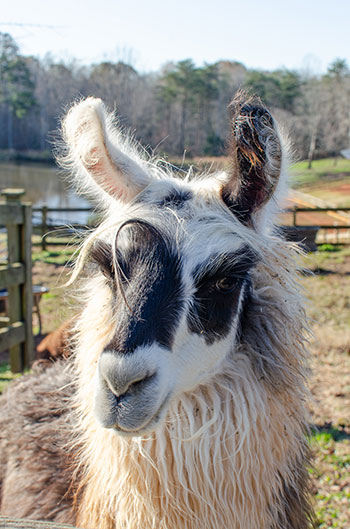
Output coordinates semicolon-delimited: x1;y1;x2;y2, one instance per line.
0;33;36;148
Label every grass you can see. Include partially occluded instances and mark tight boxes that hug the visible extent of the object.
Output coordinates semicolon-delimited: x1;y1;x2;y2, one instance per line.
300;181;350;207
289;158;350;209
311;425;350;444
167;156;350;193
310;428;350;528
290;158;350;186
317;244;343;253
302;248;350;332
168;156;350;207
0;362;25;393
306;246;350;267
32;247;78;266
283;246;350;526
299;246;350;527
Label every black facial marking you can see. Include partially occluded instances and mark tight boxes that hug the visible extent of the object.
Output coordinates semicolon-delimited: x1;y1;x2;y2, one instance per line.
188;246;256;344
104;221;184;354
157;190;193;208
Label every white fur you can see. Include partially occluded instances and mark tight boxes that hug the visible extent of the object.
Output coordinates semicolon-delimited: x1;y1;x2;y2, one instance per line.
61;97;153;205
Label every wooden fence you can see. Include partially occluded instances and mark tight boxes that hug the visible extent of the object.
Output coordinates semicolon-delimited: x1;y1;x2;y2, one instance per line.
0;190;34;372
32;207;93;249
286;206;350;228
284;206;350;244
30;205;350;249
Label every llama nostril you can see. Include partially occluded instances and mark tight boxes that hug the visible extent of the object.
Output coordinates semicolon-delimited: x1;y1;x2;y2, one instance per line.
112;392;124;407
98;351;158;399
106;372;157;401
130;372;156;390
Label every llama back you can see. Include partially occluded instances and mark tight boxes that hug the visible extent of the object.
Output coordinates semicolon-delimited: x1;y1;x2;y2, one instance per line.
0;362;76;523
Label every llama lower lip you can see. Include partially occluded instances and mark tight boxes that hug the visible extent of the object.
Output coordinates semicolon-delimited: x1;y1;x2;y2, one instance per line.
113;392;171;435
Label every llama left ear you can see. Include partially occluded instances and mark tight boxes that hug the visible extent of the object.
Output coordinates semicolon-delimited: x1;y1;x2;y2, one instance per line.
61;97;152;203
221;93;282;225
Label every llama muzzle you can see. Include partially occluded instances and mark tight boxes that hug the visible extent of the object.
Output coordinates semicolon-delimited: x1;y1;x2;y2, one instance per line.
94;348;170;434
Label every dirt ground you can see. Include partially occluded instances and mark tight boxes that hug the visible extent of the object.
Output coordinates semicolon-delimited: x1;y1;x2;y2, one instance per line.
32;260;75;335
301;249;350;527
300;179;350;208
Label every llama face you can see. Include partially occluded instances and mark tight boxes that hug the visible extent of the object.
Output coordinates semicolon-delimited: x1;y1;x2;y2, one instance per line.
62;94;283;436
89;182;256;435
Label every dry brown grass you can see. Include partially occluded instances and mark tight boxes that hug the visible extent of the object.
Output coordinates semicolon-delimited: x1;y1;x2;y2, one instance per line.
300;248;350;528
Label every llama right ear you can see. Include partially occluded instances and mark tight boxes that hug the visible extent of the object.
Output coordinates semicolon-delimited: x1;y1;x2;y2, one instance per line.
221;93;282;225
61;98;152;203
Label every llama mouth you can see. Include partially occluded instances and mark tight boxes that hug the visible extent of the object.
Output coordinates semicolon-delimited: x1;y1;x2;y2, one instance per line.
111;391;172;436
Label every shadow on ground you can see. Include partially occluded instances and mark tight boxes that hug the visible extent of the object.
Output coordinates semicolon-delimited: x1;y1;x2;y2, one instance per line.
311;422;350;441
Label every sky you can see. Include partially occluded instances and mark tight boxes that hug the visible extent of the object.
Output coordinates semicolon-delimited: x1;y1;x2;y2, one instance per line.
1;0;349;74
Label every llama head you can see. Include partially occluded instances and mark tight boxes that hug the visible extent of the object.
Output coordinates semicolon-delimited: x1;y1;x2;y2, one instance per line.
62;93;286;436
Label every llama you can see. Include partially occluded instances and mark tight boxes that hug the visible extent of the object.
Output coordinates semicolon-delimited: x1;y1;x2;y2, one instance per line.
35;316;76;367
0;93;314;529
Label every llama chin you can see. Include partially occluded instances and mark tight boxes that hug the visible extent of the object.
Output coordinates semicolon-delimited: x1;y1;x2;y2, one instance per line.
0;92;314;529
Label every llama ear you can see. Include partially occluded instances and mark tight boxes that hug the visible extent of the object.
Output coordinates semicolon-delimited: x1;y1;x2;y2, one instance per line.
61;98;152;203
221;92;282;225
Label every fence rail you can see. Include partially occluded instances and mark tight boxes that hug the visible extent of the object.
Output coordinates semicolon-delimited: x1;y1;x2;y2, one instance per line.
284;206;350;223
283;206;350;244
0;190;33;372
28;205;350;249
31;206;94;249
0;200;348;371
3;203;350;256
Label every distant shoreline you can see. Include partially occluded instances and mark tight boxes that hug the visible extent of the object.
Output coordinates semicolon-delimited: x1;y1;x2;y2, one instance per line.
0;150;55;165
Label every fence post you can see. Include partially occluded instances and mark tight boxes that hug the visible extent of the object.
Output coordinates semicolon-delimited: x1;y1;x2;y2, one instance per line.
1;189;33;372
2;190;25;372
42;206;48;251
292;207;297;227
22;201;34;367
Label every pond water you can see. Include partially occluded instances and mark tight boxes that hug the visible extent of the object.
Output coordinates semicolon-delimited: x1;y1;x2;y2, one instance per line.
0;162;92;225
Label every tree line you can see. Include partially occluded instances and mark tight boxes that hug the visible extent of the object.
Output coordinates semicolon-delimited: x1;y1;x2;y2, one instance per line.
1;32;349;162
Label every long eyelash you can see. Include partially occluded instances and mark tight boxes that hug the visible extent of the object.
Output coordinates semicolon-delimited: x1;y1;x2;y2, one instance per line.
112;218;169;314
89;220;168;315
90;241;114;277
112;222;133;312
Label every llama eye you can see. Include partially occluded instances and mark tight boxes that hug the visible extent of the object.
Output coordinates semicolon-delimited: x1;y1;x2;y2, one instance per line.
215;277;238;293
101;263;114;279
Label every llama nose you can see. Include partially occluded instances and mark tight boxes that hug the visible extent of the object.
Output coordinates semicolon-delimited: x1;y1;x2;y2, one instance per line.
98;350;155;398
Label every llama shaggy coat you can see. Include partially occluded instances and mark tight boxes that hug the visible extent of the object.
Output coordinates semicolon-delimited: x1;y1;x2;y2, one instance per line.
0;93;314;529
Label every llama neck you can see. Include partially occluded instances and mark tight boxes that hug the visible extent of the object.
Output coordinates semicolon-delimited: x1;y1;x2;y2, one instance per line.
73;242;310;529
74;354;307;529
